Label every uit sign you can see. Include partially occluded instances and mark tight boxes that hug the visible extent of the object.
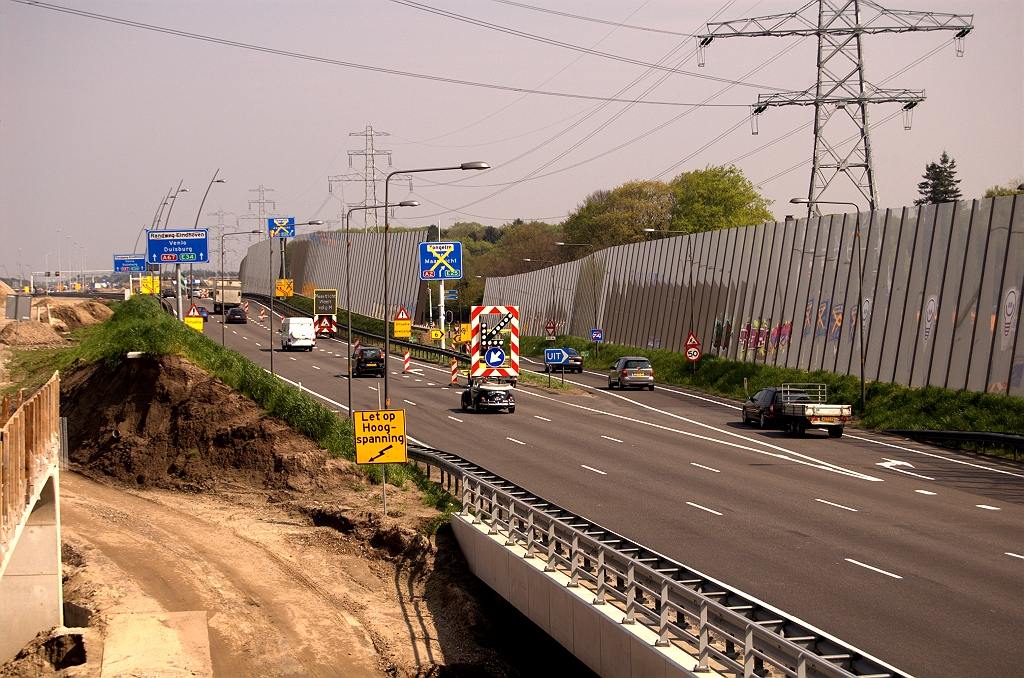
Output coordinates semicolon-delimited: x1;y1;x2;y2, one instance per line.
353;410;408;464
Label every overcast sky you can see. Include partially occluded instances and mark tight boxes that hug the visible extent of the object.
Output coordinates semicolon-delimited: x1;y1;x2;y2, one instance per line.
1;0;1020;279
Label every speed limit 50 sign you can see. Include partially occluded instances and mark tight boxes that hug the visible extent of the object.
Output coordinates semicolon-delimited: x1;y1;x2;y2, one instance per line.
686;346;701;362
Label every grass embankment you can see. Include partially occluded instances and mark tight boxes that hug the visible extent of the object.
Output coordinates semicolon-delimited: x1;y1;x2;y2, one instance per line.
521;335;1024;443
5;296;459;521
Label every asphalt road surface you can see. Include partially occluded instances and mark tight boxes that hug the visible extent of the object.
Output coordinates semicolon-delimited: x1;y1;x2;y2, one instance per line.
204;300;1023;678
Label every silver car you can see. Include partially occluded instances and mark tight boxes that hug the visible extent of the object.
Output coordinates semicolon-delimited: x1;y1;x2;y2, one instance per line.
608;357;654;390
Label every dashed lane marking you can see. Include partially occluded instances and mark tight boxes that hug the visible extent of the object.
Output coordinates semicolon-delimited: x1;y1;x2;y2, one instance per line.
507;437;525;445
404;399;417;406
581;465;607;475
312;365;321;370
534;415;551;422
259;369;348;411
686;502;722;516
845;433;1024;479
915;490;937;496
289;357;297;361
976;504;1000;511
845;558;902;579
691;463;720;473
1006;552;1024;560
601;435;623;443
815;498;858;512
448;416;463;423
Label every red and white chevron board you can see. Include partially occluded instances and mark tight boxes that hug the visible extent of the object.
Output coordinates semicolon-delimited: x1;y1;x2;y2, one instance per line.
470;305;519;378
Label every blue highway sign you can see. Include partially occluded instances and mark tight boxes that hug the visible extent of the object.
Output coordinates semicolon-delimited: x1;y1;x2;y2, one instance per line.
419;242;463;280
591;328;604;342
484;347;506;368
268;217;296;238
147;230;209;264
444;289;459;301
544;348;569;365
113;254;147;272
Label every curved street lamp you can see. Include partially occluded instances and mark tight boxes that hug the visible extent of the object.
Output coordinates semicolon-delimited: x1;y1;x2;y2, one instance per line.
791;197;866;410
344;201;418;417
381;161;487;408
175;170;226;319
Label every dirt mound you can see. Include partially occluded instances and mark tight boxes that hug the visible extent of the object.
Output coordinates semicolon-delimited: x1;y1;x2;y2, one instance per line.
0;279;14;299
49;301;111;331
61;354;335;491
0;320;67;347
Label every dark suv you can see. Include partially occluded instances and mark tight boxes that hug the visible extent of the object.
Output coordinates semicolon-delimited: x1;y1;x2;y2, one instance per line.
741;387;810;429
352;347;384;377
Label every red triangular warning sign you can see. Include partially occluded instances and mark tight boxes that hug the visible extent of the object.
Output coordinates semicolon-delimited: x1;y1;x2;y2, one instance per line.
186;304;202;318
394;306;410;321
685;332;701;347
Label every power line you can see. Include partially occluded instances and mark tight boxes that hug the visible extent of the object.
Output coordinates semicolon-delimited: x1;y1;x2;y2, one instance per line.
389;0;790;91
10;0;751;108
487;0;700;37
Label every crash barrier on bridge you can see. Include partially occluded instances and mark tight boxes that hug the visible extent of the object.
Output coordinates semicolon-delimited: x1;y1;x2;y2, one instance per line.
0;372;64;662
483;195;1024;396
407;444;908;678
239;230;429;323
244;293;471;369
886;429;1024;460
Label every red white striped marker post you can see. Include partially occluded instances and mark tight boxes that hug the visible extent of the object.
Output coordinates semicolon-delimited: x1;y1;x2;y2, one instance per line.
259;308;266;322
244;300;249;314
451;358;459;385
353;338;360;352
403;350;411;372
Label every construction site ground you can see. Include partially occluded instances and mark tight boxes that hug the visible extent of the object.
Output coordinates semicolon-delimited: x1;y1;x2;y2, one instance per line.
1;345;593;677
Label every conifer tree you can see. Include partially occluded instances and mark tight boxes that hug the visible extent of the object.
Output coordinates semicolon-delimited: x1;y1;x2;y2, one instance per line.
915;151;962;205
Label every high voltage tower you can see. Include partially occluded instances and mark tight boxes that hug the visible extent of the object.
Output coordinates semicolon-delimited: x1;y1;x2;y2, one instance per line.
697;0;973;213
245;185;276;238
329;124;393;231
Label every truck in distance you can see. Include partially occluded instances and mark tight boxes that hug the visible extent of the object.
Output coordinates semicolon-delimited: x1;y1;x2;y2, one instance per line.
213;280;242;312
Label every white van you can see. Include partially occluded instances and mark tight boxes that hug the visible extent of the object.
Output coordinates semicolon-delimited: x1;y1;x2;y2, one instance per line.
280;317;316;351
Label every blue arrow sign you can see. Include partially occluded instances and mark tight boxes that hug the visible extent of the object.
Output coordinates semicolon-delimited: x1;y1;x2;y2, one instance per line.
591;328;604;342
544;348;569;365
419;242;463;280
484;347;506;368
113;254;147;272
146;230;209;265
268;217;296;238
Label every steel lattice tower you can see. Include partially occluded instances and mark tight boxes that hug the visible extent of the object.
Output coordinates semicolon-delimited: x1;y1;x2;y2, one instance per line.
340;124;392;230
698;0;972;213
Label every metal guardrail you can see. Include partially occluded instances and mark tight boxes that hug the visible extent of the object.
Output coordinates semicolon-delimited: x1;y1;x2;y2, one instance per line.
885;429;1024;460
243;293;471;367
407;442;910;678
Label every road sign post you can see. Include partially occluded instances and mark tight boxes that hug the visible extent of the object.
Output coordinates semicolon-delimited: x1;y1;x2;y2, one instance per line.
685;332;702;374
353;409;408;516
113;255;147;273
146;230;209;265
419;242;463;281
545;347;570;387
184;304;204;332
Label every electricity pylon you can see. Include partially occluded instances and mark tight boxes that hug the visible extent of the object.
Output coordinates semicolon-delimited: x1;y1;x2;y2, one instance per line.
698;0;973;212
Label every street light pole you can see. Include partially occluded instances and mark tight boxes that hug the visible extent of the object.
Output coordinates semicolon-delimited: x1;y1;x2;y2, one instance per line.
555;242;600;357
382;161;487;409
791;197;865;410
191;170;226;307
345;201;418;417
268;220;323;376
220;230;261;345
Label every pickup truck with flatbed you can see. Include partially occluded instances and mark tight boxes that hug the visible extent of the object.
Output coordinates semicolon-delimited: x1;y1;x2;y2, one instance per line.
742;383;851;438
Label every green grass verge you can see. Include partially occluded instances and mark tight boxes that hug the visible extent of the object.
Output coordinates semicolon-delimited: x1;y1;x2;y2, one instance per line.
521;335;1024;439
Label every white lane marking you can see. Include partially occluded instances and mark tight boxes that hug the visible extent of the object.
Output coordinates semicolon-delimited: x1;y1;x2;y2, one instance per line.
415;379;422;382
581;464;607;475
448;416;463;423
601;435;623;443
320;349;325;352
402;375;410;379
1006;552;1024;560
391;371;398;375
243;336;248;340
312;365;321;370
845;558;902;579
289;357;297;361
845;433;1024;479
546;374;880;482
260;369;348;410
815;498;858;512
255;343;261;346
534;415;551;422
507;437;525;445
404;399;417;406
915;489;937;495
686;502;722;516
233;331;236;334
368;386;377;391
876;458;934;480
441;387;449;390
691;462;720;473
976;504;1000;511
512;388;881;482
427;383;435;386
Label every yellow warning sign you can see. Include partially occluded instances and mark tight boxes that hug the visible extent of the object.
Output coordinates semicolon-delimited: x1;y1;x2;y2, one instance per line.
353;410;408;464
140;276;158;295
430;328;444;340
393;306;412;338
184;316;204;332
275;278;294;297
454;325;471;342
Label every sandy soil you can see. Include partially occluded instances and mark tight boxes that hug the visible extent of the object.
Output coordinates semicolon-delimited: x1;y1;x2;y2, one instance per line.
2;353;593;677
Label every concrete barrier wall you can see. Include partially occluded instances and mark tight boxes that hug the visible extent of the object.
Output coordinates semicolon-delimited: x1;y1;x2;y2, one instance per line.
451;513;720;678
483;196;1024;395
239;230;429;320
